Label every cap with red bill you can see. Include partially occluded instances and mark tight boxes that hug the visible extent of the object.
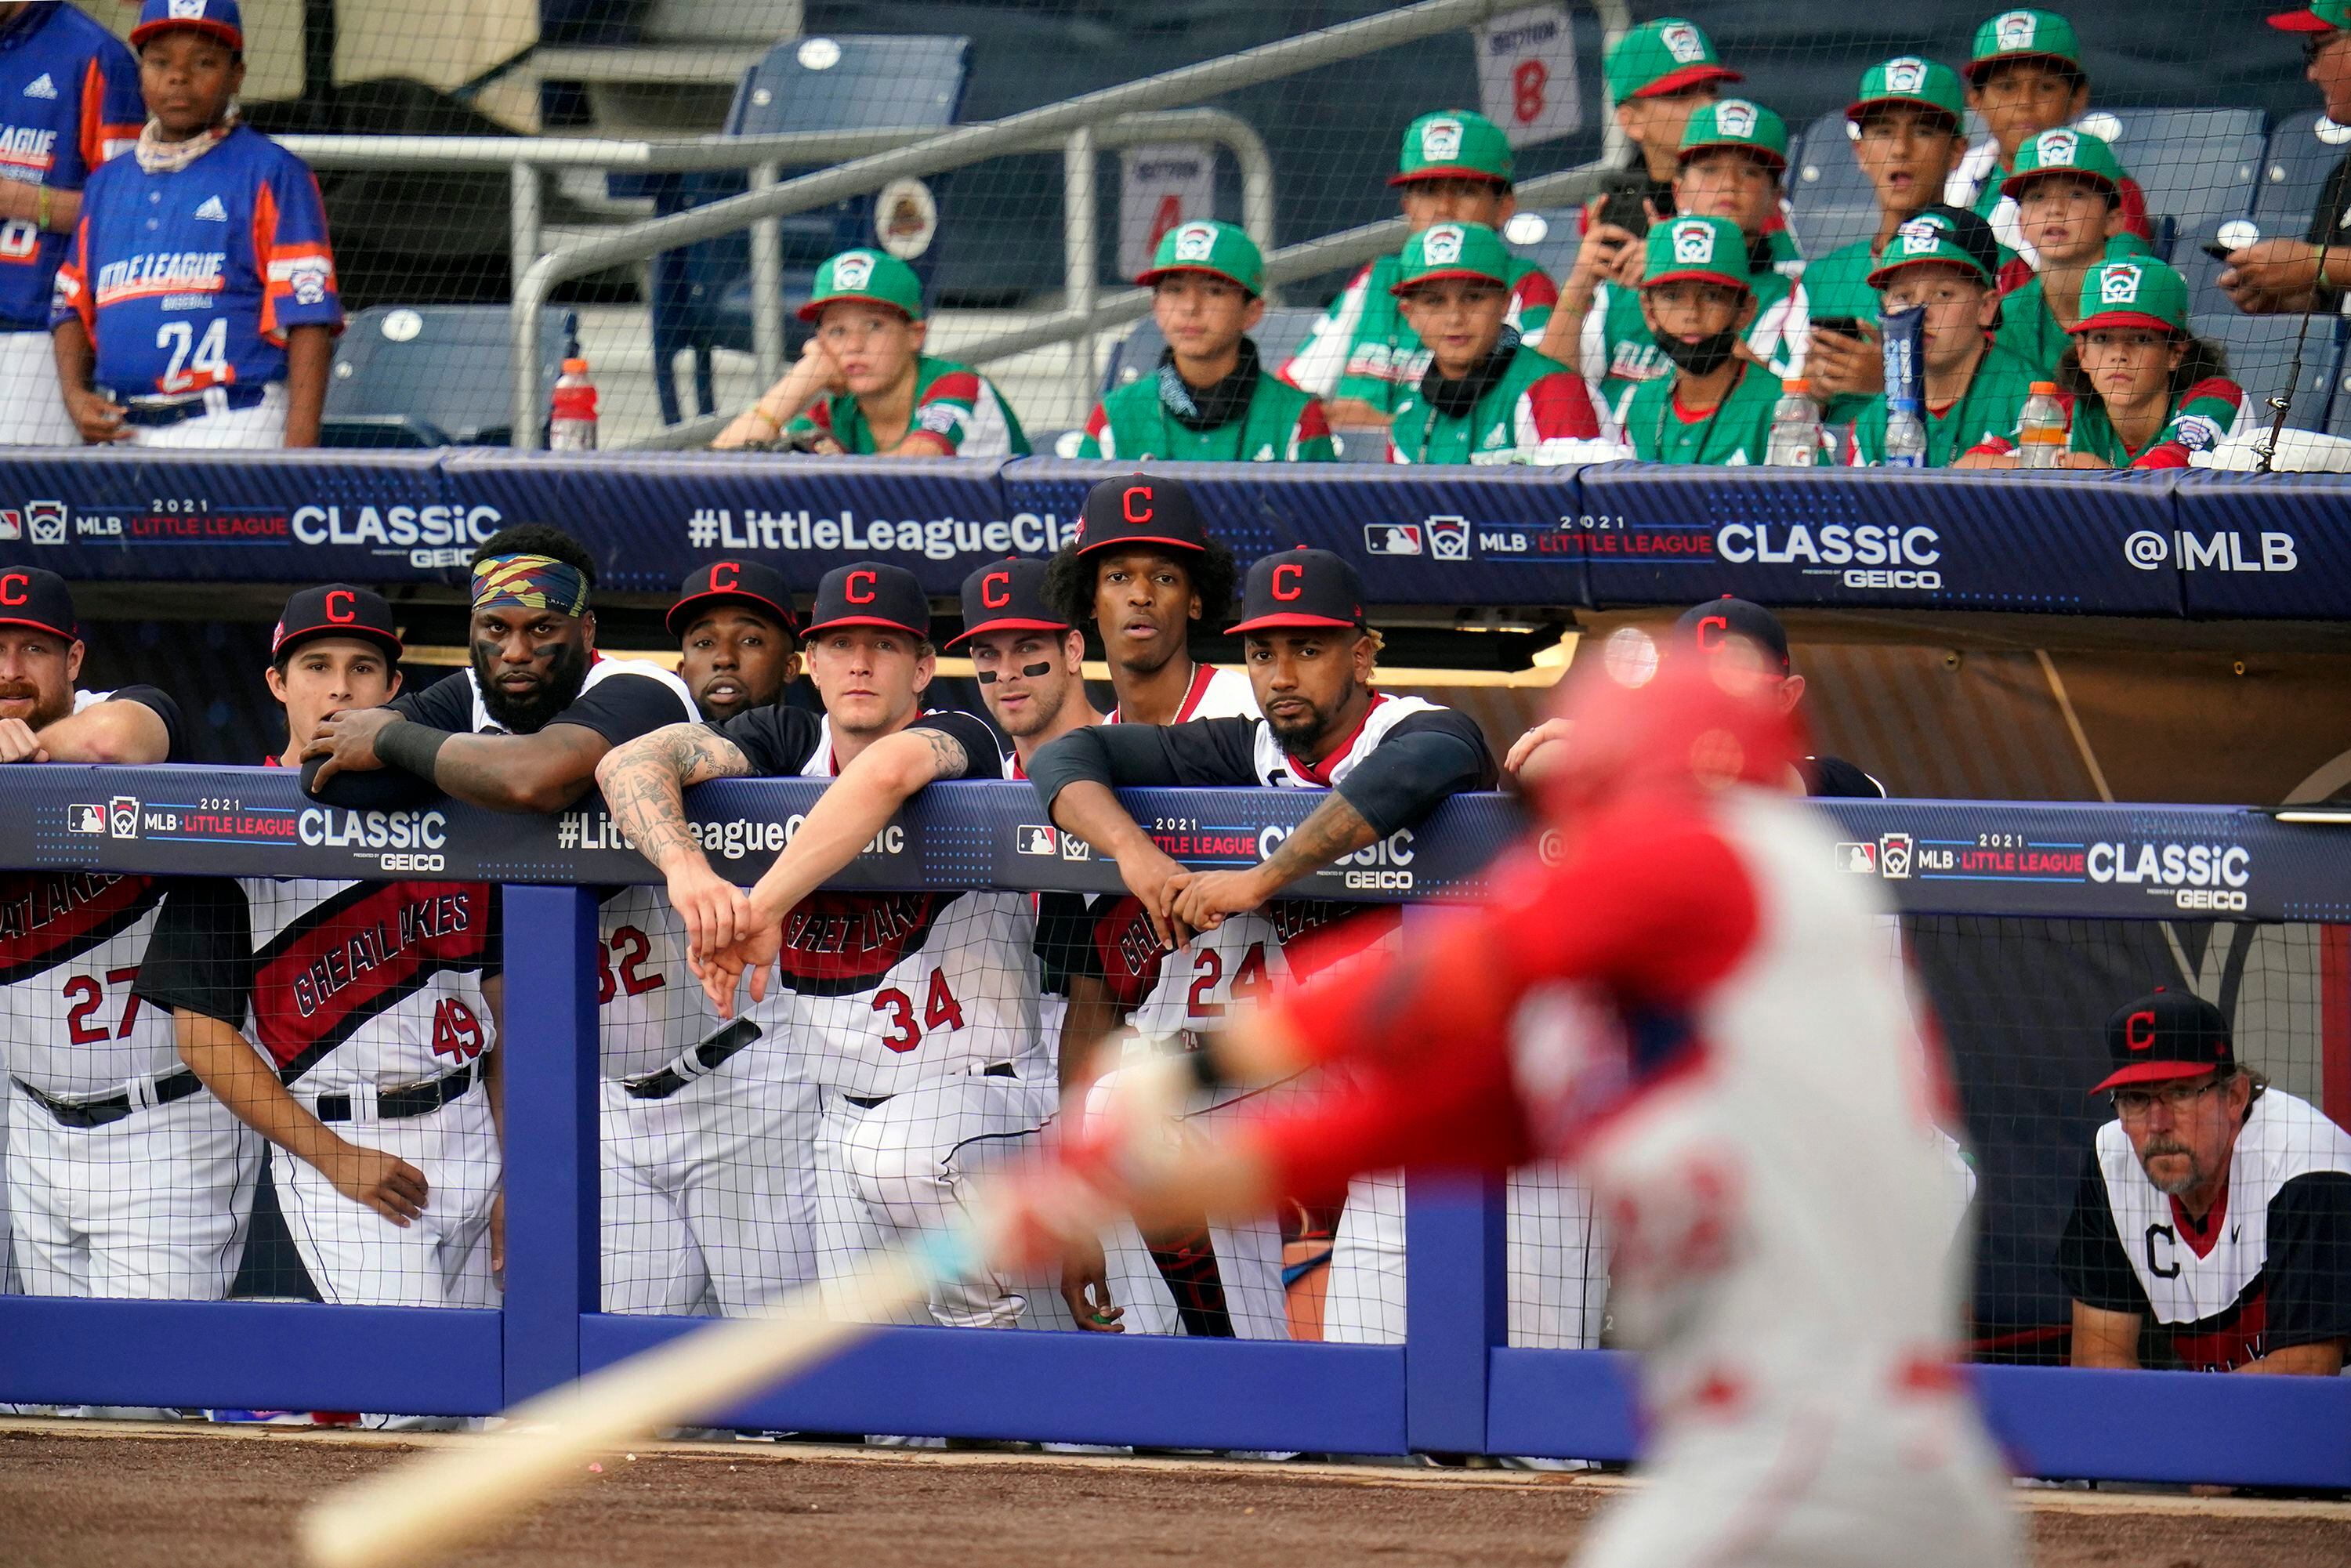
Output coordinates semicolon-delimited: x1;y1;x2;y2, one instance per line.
1228;546;1367;635
949;557;1067;648
0;565;77;642
2093;987;2236;1094
803;560;929;640
1675;595;1789;672
273;584;401;663
668;559;798;639
1073;473;1212;558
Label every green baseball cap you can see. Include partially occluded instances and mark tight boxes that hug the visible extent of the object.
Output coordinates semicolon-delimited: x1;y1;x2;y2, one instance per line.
1677;98;1788;172
1848;57;1966;127
1641;215;1752;293
1389;221;1514;293
2269;2;2351;33
799;248;925;322
1603;17;1741;102
1867;212;1996;288
2071;257;2190;336
1965;9;2084;82
1998;125;2128;200
1136;219;1263;295
1391;110;1512;187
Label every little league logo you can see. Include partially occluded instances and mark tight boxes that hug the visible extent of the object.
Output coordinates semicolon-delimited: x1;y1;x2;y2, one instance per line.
1899;219;1942;255
830;252;875;291
2038;128;2079;166
1713;100;1759;139
1884;58;1928;93
27;499;65;545
1671;219;1715;265
1660;21;1704;63
1878;832;1914;880
1422;224;1465;266
1172;223;1217;263
1421;118;1464;162
1994;10;2038;50
169;0;208;17
2099;262;2143;304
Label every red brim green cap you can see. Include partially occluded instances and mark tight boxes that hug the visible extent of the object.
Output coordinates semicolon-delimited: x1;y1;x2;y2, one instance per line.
1846;57;1966;125
1390;221;1515;293
798;248;925;322
2070;258;2190;336
1998;126;2126;200
1389;110;1513;186
1604;18;1741;102
1632;61;1742;98
1641;214;1753;292
2269;0;2351;28
1135;219;1264;295
1963;9;2084;81
1866;216;1994;288
1676;99;1790;172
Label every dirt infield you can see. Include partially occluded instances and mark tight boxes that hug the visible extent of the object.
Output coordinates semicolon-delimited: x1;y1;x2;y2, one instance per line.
2;1425;2346;1568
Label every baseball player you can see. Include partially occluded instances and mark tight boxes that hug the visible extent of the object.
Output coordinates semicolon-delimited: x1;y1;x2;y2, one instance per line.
2059;989;2351;1375
1278;110;1557;433
0;566;254;1303
1578;100;1808;430
1382;221;1623;465
1619;216;1791;466
601;560;820;1319
50;0;341;450
0;1;139;445
1980;129;2146;378
713;248;1028;457
1005;650;2021;1568
596;561;1080;1331
135;587;503;1315
1077;221;1335;462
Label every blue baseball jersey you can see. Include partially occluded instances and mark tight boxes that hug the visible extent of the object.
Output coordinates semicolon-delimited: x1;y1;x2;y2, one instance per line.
0;4;140;331
54;123;342;397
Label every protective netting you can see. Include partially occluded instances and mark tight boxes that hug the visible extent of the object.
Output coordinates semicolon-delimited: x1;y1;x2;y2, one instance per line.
0;3;2331;458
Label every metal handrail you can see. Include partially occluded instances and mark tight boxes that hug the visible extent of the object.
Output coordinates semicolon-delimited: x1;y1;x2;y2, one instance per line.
507;0;1628;447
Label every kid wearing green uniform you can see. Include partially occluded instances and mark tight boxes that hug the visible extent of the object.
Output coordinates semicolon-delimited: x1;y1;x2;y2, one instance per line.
1623;214;1786;465
1987;129;2146;378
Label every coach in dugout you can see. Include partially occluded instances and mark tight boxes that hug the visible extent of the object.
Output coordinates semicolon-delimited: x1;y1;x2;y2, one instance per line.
2058;989;2351;1374
2220;3;2351;315
52;0;342;450
0;2;139;446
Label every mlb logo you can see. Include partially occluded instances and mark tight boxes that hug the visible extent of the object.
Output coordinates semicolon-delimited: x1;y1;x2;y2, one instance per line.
108;796;139;840
0;510;18;542
1421;118;1465;162
1060;835;1092;863
1899;219;1941;255
1422;224;1465;266
1994;9;2038;50
1878;832;1914;880
1364;523;1423;556
1885;58;1927;93
27;499;64;545
1016;824;1057;856
1425;514;1470;560
1172;223;1217;263
1713;100;1758;139
2038;129;2079;167
1671;219;1715;265
2100;263;2143;304
1835;842;1878;875
831;252;875;290
68;803;103;835
1660;21;1704;63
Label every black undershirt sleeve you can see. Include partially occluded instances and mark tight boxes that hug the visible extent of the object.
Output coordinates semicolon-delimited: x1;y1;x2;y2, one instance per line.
103;685;190;764
2054;1152;2151;1317
548;672;691;748
1331;709;1498;836
132;878;255;1027
2260;1169;2351;1353
903;710;1005;780
389;670;475;730
1026;717;1260;809
714;706;824;777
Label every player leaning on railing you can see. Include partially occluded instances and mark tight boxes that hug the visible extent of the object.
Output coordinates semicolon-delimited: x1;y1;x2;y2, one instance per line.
712;249;1028;458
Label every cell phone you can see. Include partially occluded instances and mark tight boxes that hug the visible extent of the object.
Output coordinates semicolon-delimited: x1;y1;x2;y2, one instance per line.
2202;242;2236;263
1811;317;1868;339
1593;172;1654;239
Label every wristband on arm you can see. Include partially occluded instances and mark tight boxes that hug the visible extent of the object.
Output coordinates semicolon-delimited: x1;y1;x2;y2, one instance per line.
374;719;453;782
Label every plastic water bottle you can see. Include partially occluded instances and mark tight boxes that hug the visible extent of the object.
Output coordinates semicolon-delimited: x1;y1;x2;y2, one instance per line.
2016;381;2067;469
549;357;600;451
1765;378;1820;466
1882;398;1927;469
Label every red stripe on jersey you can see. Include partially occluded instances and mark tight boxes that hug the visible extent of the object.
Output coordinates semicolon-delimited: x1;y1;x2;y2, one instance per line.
920;371;982;407
1295;397;1333;445
252;179;280;340
249;882;494;1078
1278;902;1401;984
78;58;104;172
1511;267;1562;313
2168;1287;2269;1373
1088;896;1165;1008
0;871;165;986
1285;692;1386;788
770;890;951;994
2321;925;2351;1132
1524;371;1603;440
1083;402;1110;440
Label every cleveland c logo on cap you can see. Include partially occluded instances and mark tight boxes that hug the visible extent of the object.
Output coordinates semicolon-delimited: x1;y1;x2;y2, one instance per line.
0;571;27;607
1272;563;1305;600
710;561;741;592
1694;613;1730;650
982;570;1012;609
325;588;357;624
846;569;878;603
1122;485;1153;524
2126;1010;2156;1052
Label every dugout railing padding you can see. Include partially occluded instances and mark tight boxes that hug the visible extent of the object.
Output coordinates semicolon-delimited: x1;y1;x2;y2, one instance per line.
1;768;2348;1488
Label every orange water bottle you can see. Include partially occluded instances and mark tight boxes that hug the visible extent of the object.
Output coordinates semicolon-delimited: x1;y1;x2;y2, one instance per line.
2016;381;2067;469
550;357;600;451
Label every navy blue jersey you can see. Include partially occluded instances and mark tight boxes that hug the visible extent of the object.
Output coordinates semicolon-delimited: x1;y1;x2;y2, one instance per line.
54;122;342;396
0;4;139;331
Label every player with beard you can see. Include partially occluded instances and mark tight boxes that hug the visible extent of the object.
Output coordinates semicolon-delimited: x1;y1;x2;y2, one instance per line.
596;562;1081;1331
599;559;820;1319
0;566;247;1309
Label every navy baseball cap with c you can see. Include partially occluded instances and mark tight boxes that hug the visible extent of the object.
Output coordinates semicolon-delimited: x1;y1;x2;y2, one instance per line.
1675;596;1790;672
273;584;401;664
132;0;245;51
1073;473;1212;558
949;558;1067;648
802;560;929;641
0;566;75;643
1228;547;1367;635
2094;988;2237;1093
667;560;798;639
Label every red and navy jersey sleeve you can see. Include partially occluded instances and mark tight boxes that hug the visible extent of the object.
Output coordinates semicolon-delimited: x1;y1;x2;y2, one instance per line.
79;40;143;172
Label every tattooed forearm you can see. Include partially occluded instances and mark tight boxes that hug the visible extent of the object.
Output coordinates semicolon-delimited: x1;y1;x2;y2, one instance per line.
915;726;969;780
596;725;752;874
1255;792;1378;887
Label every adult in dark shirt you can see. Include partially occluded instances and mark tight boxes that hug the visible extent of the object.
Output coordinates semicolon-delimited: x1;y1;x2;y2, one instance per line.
2056;990;2351;1375
2218;6;2351;314
1507;597;1886;800
301;524;691;812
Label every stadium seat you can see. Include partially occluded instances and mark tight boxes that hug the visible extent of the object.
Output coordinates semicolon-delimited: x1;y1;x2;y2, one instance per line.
632;35;971;425
1101;306;1325;397
2251;107;2348;239
2088;108;2263;247
323;306;579;447
1788;109;1879;261
2190;310;2341;434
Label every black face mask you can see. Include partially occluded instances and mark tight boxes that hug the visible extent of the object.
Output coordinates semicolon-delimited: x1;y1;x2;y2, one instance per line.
1419;325;1522;419
1654;328;1741;378
1158;337;1262;432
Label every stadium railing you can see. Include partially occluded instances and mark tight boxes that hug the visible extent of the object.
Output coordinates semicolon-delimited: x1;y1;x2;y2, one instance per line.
0;766;2346;1489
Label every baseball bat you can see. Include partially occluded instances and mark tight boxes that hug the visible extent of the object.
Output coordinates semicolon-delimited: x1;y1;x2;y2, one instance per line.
298;1239;949;1568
